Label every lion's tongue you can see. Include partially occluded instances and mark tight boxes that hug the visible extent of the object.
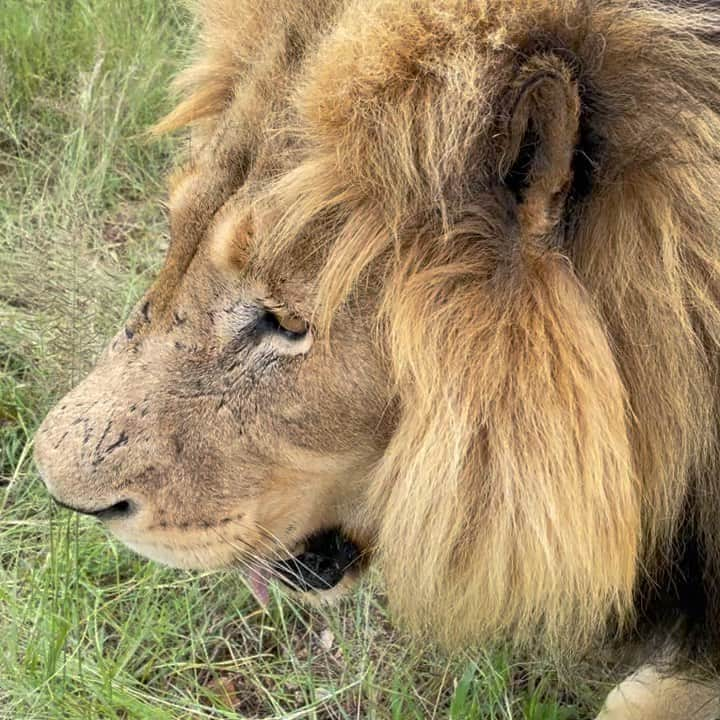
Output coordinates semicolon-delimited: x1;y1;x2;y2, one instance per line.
247;565;271;606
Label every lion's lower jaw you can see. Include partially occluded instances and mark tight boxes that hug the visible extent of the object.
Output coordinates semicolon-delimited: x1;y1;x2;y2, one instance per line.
112;527;364;602
115;533;236;571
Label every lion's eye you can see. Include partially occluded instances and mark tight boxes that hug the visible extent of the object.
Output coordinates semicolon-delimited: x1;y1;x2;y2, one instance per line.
256;309;309;340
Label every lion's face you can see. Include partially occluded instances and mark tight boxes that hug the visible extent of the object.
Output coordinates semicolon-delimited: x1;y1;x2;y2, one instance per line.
32;0;720;652
34;183;393;598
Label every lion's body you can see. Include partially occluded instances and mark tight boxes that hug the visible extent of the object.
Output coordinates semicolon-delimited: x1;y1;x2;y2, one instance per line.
34;1;720;716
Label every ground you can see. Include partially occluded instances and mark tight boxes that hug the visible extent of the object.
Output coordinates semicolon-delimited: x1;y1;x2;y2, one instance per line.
0;2;600;717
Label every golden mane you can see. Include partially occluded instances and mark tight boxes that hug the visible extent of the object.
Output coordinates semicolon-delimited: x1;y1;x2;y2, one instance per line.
157;0;720;653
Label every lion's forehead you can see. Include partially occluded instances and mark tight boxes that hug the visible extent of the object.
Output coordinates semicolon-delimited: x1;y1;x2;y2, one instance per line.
160;3;519;287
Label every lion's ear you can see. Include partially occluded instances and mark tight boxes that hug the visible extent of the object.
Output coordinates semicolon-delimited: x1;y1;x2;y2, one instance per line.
501;56;580;241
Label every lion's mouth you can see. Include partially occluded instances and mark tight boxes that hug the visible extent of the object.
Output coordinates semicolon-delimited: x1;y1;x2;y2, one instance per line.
273;527;361;591
246;528;362;604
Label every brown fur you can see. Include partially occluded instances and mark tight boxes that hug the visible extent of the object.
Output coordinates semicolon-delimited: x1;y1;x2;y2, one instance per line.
35;0;720;694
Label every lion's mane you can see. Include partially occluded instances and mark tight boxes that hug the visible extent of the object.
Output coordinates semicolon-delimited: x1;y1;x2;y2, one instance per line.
158;0;720;655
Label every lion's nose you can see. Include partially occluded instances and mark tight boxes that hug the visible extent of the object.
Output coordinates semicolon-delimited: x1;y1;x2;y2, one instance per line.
52;496;136;521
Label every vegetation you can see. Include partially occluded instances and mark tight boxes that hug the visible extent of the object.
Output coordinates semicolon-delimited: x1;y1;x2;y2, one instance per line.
0;2;600;717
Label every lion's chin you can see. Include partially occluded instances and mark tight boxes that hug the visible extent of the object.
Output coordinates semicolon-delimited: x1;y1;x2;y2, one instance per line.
111;524;366;604
117;534;236;571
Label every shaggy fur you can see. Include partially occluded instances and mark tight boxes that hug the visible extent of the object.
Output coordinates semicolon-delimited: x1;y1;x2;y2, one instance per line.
35;0;720;713
161;0;720;651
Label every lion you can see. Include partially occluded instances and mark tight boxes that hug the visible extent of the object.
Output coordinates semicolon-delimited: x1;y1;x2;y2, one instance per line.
33;0;720;717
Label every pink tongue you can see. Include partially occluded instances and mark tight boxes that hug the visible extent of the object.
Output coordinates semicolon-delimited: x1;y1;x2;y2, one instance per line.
247;565;271;606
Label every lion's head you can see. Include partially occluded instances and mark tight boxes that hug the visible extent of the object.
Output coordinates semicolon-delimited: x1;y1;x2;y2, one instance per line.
34;0;720;653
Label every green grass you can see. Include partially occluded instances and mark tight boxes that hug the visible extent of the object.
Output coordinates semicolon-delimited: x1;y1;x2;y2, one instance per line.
0;2;603;718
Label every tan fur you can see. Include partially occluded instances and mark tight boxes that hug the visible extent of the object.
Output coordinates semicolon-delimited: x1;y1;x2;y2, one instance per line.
597;666;720;720
35;0;720;694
